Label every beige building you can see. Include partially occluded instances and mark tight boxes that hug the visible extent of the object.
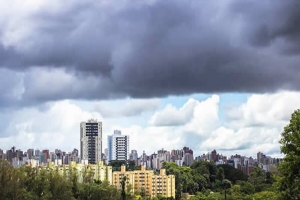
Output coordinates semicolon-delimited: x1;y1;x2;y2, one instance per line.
151;169;175;197
112;165;175;198
46;161;112;183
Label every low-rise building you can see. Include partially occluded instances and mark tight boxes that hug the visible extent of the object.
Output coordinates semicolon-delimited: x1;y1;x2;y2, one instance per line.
112;165;175;198
45;161;112;183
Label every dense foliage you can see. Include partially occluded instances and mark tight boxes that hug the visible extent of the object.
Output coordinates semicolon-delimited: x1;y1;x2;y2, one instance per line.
109;160;141;171
0;159;173;200
0;159;122;200
162;161;278;200
278;109;300;199
0;158;279;200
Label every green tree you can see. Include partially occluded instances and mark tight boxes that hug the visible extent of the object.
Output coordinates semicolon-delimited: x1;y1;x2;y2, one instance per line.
216;167;224;181
126;184;135;200
218;164;247;184
82;167;94;183
69;167;80;198
121;176;127;200
191;161;218;190
20;165;40;199
222;179;231;200
278;109;300;199
193;174;207;191
252;191;279;200
102;180;121;200
140;187;146;198
163;162;183;200
48;170;74;200
248;167;266;192
0;160;27;200
78;180;120;200
34;168;52;200
236;181;255;195
109;160;126;171
127;160;136;171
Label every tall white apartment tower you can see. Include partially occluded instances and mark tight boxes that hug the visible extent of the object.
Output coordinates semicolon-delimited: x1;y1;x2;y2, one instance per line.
107;130;129;162
80;119;102;164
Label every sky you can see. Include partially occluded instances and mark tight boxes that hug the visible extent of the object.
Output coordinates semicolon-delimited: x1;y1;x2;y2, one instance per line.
0;0;300;158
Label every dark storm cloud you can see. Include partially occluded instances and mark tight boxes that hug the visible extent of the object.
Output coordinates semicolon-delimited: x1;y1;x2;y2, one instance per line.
0;0;300;105
230;1;300;54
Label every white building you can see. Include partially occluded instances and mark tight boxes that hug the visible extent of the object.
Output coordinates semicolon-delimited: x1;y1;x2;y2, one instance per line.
80;119;102;164
107;130;129;162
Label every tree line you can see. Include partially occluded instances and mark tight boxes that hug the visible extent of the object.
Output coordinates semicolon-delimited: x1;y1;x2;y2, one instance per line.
0;159;121;200
162;161;278;200
0;158;280;200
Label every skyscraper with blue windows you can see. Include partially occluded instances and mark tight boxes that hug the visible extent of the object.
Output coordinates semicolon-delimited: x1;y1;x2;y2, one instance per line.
107;130;129;163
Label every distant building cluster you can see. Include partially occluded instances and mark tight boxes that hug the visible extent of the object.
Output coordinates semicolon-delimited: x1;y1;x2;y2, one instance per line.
195;150;282;175
0;119;283;198
0;146;80;167
117;147;195;171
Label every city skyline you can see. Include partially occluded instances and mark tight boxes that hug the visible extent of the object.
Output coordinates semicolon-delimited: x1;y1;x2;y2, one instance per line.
0;93;297;159
0;143;282;162
0;1;300;159
0;144;282;178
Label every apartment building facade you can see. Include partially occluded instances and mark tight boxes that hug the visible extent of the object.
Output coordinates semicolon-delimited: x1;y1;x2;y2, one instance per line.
107;130;129;162
112;165;175;198
80;119;102;164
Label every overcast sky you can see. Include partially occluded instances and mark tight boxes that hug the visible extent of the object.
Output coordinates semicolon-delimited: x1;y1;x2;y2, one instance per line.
0;0;299;158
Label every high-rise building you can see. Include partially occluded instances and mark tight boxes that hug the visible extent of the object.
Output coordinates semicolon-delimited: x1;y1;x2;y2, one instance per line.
35;149;41;157
257;152;263;165
72;148;79;157
42;149;50;163
211;149;217;162
107;130;129;162
0;149;4;160
27;149;34;159
80;119;102;164
130;150;138;161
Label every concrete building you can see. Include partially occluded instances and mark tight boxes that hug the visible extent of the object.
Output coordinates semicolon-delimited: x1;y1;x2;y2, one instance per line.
27;149;34;159
41;161;112;183
211;149;217;162
182;147;194;166
0;149;5;160
35;149;41;157
80;119;102;164
155;149;171;170
107;130;129;162
112;165;175;198
183;153;194;166
152;169;175;198
130;150;139;166
42;149;50;163
130;150;138;161
171;149;183;161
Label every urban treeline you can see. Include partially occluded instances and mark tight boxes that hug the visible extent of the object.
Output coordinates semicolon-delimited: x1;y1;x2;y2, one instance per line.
0;158;276;200
0;109;300;200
